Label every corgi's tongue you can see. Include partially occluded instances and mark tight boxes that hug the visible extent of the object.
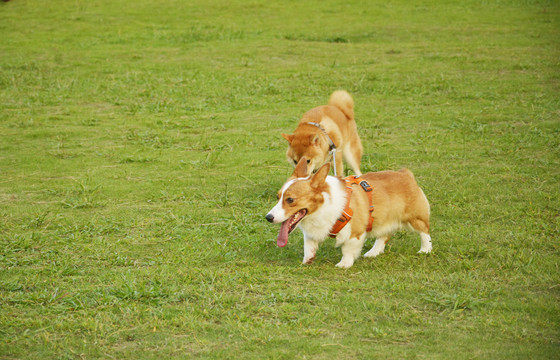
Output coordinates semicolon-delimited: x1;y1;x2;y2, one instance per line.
276;209;307;247
277;221;290;247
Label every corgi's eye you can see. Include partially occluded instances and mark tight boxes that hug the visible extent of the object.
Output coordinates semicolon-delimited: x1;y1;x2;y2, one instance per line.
286;197;294;204
293;159;298;165
306;159;310;164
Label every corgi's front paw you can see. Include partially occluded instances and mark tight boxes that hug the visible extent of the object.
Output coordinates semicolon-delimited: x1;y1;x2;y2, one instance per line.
302;256;315;265
364;239;386;258
335;258;354;269
364;247;383;258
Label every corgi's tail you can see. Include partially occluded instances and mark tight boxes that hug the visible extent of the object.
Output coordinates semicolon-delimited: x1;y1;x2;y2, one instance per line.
328;90;354;120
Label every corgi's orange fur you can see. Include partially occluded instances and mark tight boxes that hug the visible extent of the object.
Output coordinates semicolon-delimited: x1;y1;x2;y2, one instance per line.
265;158;432;268
282;90;363;176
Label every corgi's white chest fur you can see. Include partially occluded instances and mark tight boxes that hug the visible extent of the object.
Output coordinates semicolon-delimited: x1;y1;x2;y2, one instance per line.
299;176;347;241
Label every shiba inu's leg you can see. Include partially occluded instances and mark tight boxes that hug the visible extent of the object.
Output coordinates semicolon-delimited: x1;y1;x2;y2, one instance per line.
336;233;366;268
334;151;344;177
302;236;320;264
342;141;362;176
364;236;390;258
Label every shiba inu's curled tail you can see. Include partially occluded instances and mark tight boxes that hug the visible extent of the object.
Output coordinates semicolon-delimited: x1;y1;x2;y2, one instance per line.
328;90;354;120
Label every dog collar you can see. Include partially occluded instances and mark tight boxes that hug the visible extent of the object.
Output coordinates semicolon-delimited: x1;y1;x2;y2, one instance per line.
329;175;374;238
306;122;336;151
306;122;338;176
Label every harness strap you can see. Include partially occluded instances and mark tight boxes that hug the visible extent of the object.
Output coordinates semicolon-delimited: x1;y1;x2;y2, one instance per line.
328;185;353;237
328;175;374;238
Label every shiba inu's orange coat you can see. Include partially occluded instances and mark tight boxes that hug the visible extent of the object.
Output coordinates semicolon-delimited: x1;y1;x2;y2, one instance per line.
282;90;363;176
266;159;432;268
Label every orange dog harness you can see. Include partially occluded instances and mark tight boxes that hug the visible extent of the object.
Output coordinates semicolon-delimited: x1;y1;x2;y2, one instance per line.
328;175;374;238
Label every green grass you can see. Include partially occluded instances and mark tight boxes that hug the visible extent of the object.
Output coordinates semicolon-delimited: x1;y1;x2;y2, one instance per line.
1;0;559;358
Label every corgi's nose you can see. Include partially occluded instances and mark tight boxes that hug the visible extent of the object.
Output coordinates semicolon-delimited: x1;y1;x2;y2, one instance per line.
265;213;274;223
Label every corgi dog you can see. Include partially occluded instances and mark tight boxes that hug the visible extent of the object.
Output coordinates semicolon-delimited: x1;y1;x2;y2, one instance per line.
265;158;432;268
281;90;363;177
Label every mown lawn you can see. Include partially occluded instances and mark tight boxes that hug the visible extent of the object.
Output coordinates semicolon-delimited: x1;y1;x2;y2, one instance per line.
1;0;559;358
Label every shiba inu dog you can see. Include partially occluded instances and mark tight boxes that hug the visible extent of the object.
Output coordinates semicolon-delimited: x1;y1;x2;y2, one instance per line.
281;90;363;177
265;158;432;268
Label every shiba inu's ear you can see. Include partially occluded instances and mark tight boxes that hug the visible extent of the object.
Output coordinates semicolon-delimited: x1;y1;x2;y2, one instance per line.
293;157;308;178
282;133;294;144
311;163;330;188
311;134;320;146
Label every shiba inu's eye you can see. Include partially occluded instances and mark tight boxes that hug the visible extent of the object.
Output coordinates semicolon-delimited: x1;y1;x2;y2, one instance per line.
286;197;294;204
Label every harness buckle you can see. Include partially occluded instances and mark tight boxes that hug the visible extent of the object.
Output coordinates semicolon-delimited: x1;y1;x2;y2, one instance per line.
359;180;372;192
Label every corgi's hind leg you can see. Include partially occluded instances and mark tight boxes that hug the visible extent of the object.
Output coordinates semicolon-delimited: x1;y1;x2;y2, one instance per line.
418;233;432;254
409;218;432;254
364;236;390;258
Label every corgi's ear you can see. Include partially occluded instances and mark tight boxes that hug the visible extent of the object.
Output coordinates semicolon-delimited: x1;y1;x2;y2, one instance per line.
293;157;308;178
311;134;320;146
311;163;330;188
282;133;294;144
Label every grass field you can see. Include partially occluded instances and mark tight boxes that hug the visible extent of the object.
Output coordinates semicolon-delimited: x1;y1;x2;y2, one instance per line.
1;0;559;358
